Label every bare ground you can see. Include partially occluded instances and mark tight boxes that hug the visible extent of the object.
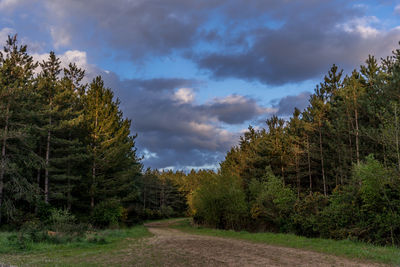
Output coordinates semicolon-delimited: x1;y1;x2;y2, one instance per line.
142;220;385;267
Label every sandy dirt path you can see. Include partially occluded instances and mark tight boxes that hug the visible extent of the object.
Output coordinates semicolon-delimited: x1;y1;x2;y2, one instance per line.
143;220;384;267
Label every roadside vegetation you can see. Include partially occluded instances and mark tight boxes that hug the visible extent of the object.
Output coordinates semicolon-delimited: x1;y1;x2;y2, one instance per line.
0;225;151;266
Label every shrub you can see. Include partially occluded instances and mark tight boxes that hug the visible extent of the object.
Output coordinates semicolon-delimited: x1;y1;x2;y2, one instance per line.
91;199;124;228
192;174;248;230
292;192;328;237
249;169;296;232
49;208;76;233
351;155;400;245
317;186;361;240
160;205;174;218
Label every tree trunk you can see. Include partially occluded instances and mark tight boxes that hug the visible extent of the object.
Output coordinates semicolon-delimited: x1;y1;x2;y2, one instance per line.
318;121;327;196
91;105;98;209
355;104;360;166
44;115;51;203
91;160;95;208
395;105;400;171
44;97;53;204
0;104;9;224
295;145;300;198
306;135;312;194
346;106;353;163
338;151;343;185
67;132;72;211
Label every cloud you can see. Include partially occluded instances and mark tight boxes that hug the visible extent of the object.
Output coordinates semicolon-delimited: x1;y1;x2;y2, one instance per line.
97;70;270;169
395;4;400;15
0;27;14;43
273;91;311;116
126;78;201;92
338;16;380;39
203;95;275;124
193;13;400;85
0;0;26;10
43;0;219;59
5;1;398;86
31;50;97;81
173;88;195;104
50;26;72;49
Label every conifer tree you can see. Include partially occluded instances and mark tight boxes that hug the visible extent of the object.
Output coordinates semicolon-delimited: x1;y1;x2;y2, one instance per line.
0;35;37;223
37;52;62;203
85;76;140;208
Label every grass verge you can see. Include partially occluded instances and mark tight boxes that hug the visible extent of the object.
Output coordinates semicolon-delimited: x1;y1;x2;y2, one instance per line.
0;225;152;266
172;218;400;266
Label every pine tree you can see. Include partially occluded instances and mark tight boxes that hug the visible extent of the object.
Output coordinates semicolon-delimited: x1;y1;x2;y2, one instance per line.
49;63;88;210
85;76;140;208
0;35;38;223
37;52;62;203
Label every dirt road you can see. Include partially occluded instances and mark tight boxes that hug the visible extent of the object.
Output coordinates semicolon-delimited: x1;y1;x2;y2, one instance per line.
143;220;383;267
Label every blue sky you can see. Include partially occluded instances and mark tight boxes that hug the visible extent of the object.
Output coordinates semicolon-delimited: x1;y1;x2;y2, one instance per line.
1;0;399;170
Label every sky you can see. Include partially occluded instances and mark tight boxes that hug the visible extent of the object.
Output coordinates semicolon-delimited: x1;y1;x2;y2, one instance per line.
0;0;400;171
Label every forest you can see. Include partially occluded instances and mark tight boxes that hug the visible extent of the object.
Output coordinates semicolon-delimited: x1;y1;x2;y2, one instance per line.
183;44;400;246
0;35;187;237
1;34;400;249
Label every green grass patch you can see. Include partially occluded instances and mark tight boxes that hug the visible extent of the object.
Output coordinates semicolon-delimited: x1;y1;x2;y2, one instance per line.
142;217;188;224
172;218;400;266
0;225;152;266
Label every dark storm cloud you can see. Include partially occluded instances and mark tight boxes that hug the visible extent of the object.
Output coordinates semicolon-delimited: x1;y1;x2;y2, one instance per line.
99;71;266;169
22;0;399;85
192;2;400;85
122;78;200;92
273;91;311;116
43;0;221;59
202;95;270;124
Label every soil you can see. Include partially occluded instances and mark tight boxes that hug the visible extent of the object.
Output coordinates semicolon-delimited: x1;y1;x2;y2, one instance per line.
142;219;384;267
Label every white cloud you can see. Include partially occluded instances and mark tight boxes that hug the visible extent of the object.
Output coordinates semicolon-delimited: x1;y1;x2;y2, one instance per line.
173;88;195;104
31;49;101;83
142;149;158;160
338;16;380;39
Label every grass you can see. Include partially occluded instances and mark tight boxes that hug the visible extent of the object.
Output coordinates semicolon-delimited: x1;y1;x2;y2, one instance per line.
0;225;152;266
172;218;400;266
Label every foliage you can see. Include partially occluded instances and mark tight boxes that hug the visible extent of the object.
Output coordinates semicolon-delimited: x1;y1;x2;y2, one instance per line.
90;199;124;228
192;174;248;230
249;168;296;232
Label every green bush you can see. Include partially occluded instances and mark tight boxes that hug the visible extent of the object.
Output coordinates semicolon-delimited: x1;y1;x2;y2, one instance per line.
49;208;76;233
192;174;248;230
249;170;296;232
292;192;328;237
36;201;53;223
160;205;174;218
351;155;400;245
315;155;400;245
317;186;361;240
91;199;124;228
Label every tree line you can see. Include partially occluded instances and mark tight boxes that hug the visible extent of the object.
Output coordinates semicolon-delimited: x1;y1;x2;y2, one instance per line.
168;44;400;246
0;35;186;228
